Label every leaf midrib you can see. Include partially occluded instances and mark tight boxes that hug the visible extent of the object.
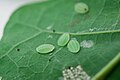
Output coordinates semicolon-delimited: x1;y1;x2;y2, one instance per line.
17;21;120;36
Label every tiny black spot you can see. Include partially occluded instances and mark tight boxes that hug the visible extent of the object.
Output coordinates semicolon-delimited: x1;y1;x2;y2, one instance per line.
16;49;20;51
68;66;71;69
53;29;55;32
84;8;87;11
49;59;51;61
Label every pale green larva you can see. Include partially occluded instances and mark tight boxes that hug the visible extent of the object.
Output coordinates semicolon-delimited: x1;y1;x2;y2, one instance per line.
57;33;70;46
67;38;80;53
36;44;55;54
75;2;89;14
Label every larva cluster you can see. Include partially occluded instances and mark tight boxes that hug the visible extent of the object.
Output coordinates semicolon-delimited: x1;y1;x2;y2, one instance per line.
57;33;80;53
36;2;90;54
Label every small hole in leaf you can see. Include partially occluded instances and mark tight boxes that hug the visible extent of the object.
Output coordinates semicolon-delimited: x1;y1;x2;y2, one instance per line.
53;29;55;32
16;49;20;52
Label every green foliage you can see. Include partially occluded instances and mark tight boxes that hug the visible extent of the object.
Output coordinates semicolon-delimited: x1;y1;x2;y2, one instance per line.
0;0;120;80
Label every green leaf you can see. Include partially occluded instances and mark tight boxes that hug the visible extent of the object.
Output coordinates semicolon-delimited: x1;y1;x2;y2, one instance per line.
0;0;120;80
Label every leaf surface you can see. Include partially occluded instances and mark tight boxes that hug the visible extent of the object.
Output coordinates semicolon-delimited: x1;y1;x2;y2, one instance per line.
0;0;120;80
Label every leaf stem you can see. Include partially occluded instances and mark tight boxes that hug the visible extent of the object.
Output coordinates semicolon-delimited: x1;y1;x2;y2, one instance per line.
92;53;120;80
45;29;120;36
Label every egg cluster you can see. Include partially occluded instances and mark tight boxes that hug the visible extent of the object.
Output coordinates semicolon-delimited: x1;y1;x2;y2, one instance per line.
62;65;91;80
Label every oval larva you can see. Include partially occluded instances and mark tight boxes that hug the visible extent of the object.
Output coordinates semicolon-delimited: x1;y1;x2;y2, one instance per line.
57;33;70;46
67;38;80;53
74;2;89;14
36;44;55;54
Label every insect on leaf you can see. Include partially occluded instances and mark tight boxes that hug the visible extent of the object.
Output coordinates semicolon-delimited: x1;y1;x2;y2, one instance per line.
75;2;89;14
36;44;55;54
57;33;70;46
67;38;80;53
